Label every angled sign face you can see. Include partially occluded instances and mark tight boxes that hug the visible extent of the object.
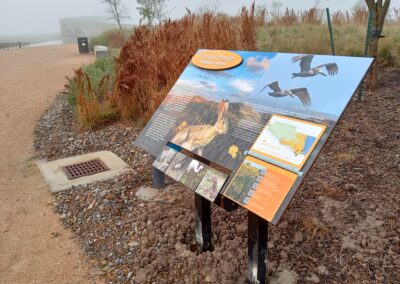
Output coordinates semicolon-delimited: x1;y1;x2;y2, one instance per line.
136;49;373;224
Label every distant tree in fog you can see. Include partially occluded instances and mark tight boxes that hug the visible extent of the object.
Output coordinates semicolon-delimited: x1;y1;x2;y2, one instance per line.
102;0;129;29
196;0;221;14
136;0;169;26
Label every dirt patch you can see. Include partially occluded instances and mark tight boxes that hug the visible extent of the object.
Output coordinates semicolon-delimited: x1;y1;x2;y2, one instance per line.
0;45;97;283
34;68;400;283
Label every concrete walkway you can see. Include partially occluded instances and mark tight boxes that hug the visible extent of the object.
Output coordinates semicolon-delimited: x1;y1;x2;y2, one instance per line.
0;45;96;283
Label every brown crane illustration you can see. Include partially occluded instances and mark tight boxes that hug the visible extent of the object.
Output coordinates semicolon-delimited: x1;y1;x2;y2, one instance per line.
259;81;311;107
292;54;338;78
171;100;229;156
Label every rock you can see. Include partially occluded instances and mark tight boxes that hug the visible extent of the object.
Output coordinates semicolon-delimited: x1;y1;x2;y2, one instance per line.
317;265;328;275
354;252;363;261
307;274;320;283
294;232;303;244
127;271;133;279
94;270;106;276
344;183;357;191
134;269;147;283
269;269;297;284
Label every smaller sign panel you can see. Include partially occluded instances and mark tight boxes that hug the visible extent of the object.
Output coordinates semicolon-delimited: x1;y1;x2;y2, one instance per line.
191;50;243;70
250;114;326;172
179;159;208;190
195;168;228;202
152;146;179;172
223;156;297;222
165;152;193;181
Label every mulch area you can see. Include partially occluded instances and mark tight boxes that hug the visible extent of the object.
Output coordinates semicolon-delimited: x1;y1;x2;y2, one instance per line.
34;69;400;283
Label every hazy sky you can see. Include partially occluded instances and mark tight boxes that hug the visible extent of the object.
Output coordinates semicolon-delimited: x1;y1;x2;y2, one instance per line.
0;0;398;36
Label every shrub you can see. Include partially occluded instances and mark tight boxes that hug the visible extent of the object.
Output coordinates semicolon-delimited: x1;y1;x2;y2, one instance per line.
89;29;131;51
73;68;117;129
65;57;115;106
113;5;257;123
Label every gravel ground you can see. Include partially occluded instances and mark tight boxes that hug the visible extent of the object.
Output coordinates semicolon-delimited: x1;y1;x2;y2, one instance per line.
34;69;400;283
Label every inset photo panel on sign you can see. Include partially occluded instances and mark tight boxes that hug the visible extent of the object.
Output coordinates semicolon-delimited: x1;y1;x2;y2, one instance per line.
152;145;179;172
165;152;193;182
223;156;297;223
179;159;208;190
195;168;228;202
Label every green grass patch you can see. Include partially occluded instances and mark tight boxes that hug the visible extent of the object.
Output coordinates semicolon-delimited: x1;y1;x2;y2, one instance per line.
256;23;400;66
66;57;115;107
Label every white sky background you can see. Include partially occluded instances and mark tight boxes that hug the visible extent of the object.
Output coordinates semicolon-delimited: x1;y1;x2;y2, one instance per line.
0;0;399;36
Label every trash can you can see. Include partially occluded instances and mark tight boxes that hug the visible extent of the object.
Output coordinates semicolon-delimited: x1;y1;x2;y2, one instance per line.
77;37;89;54
94;45;109;59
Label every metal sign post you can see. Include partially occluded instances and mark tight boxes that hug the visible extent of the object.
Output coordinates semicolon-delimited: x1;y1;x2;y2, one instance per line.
248;211;268;284
195;194;213;252
151;155;166;189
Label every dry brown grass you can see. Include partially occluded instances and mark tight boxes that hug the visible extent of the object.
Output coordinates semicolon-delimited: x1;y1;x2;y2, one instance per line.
303;216;330;240
112;5;257;123
74;68;116;129
335;151;357;163
72;4;399;129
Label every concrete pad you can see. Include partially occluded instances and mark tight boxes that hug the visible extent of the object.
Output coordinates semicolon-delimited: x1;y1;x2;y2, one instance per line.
135;184;181;203
135;185;166;202
37;151;131;193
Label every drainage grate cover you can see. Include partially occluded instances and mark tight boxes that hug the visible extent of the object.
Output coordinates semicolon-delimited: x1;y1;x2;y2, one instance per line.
62;159;109;180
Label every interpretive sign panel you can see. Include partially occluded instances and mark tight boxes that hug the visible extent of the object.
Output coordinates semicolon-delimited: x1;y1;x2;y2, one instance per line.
137;49;373;224
136;50;372;172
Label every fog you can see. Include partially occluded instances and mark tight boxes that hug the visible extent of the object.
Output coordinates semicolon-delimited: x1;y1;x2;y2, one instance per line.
0;0;398;37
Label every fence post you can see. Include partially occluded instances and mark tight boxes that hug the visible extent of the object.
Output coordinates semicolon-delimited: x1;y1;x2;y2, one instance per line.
364;10;374;57
326;8;336;56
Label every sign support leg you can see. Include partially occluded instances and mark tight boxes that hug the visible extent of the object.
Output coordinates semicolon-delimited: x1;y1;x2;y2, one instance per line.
194;194;213;252
151;155;165;189
248;211;268;284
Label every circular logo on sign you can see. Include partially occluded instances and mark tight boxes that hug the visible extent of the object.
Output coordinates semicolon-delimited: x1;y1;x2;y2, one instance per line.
191;50;243;70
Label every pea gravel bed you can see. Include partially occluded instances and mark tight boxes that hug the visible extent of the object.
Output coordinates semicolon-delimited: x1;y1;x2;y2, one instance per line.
34;69;400;283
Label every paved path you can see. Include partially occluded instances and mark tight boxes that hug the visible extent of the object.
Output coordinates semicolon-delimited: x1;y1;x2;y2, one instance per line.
0;45;96;283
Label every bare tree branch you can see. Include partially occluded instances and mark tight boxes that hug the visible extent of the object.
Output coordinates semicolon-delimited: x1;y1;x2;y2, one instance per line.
102;0;129;29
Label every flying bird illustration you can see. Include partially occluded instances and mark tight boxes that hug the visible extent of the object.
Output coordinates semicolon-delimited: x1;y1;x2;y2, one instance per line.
259;81;311;107
187;160;204;173
292;54;338;78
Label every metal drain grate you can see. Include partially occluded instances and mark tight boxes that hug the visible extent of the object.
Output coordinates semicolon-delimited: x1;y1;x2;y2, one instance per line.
62;159;109;180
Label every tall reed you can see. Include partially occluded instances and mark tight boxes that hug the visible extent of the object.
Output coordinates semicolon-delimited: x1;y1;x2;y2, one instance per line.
113;5;257;123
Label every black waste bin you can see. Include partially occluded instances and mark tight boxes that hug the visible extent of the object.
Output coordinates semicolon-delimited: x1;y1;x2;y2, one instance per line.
77;37;89;54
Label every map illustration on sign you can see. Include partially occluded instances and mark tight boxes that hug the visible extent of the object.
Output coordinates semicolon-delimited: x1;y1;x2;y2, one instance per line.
223;156;297;223
195;168;228;202
250;114;326;172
